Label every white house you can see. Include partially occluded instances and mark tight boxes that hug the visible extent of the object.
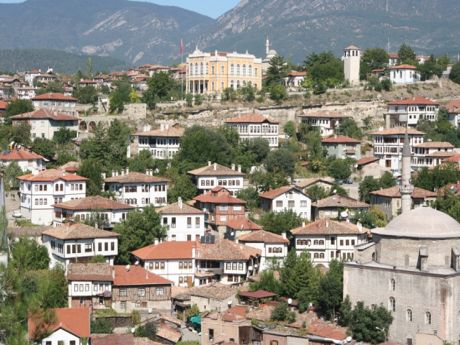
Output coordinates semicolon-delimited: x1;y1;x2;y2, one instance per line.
445;99;460;128
225;112;280;149
15;86;37;100
159;198;206;241
388;53;399;67
11;108;79;140
290;218;369;266
0;147;45;174
298;111;350;137
237;230;289;271
389;65;420;84
259;186;311;220
284;71;306;90
412;141;456;170
385;96;440;128
368;127;425;172
104;169;169;208
28;307;90;345
188;162;245;195
130;123;185;160
32;93;78;115
53;196;134;228
18;169;87;225
42;222;119;268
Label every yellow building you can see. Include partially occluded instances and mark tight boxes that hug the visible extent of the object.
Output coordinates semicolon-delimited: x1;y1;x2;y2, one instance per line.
186;48;262;96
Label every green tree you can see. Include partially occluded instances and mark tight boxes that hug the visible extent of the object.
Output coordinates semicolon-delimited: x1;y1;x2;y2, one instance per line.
78;159;103;196
9;122;31;147
271;301;289;321
91;318;114;334
249;270;281;294
5;99;33;124
264;149;295;176
317;260;343;320
327;159;352;180
449;61;460;84
360;48;389;80
336;118;363;139
53;128;77;145
109;77;132;113
259;210;302;235
4;162;23;191
280;249;298;297
417;55;443;81
306;185;329;202
304;52;343;87
283;121;296;138
31;138;56;159
238;83;256;102
236;187;260;211
269;84;288;104
239;138;270;168
265;55;289;87
114;206;166;264
128;150;156;173
10;238;50;272
134;321;157;340
359;176;381;203
248;171;289;192
222;87;237;102
143;72;178;109
36;81;64;95
434;193;460;222
291;252;320;312
414;164;460;191
357;206;387;228
167;174;198;202
398;44;416;65
74;86;98;104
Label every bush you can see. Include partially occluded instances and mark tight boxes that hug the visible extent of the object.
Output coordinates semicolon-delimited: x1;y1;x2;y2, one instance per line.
91;318;114;334
134;321;156;340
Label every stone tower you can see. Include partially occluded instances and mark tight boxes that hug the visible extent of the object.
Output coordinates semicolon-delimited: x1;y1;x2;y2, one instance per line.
343;45;361;86
400;130;413;214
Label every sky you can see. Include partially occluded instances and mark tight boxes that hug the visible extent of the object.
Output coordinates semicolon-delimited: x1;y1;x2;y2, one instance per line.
0;0;240;18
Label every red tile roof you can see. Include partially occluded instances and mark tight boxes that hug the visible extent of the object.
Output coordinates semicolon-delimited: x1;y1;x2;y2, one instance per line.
67;263;114;282
239;290;277;299
28;308;90;340
313;195;369;209
388;96;439;106
368;127;425;136
225;113;279;124
188;163;245;177
291;219;368;236
11;108;79;121
42;222;119;240
443;153;460;163
321;135;360;144
238;230;289;244
288;71;307;77
307;319;348;341
132;241;196;260
0;148;44;161
159;201;204;215
32;93;77;102
444;99;460;113
194;189;246;205
225;218;262;231
54;196;134;211
413;141;454;149
196;239;261;261
92;334;135;345
370;186;437;199
356;156;379;166
0;100;7;110
18;168;87;182
388;53;399;59
134;126;184;138
105;172;169;184
113;265;173;286
389;64;416;70
259;186;305;200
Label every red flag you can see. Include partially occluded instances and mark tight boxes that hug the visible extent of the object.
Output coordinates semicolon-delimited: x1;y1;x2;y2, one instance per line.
179;39;185;55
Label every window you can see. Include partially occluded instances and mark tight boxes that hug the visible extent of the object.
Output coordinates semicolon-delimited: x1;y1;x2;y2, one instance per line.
238;263;243;270
226;262;231;270
187;217;192;228
425;311;431;324
138;288;146;297
406;309;413;322
119;288;127;297
195;217;200;228
156;287;164;296
390;278;395;291
232;262;237;270
171;217;176;228
209;328;214;341
270;341;279;345
300;200;307;207
275;200;283;208
331;237;336;245
389;297;395;312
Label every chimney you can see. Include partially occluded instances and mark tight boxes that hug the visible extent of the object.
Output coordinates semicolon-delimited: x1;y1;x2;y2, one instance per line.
101;173;106;180
125;264;130;272
126;167;129;174
154;239;159;245
213;163;217;171
208;161;212;166
302;221;305;227
178;197;183;209
238;165;241;173
112;170;115;177
281;232;287;239
231;163;236;171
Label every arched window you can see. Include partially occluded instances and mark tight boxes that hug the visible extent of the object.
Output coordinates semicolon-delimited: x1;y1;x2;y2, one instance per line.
242;64;246;76
248;65;252;76
425;311;431;324
406;309;413;322
236;64;240;75
230;64;235;75
388;297;395;312
390;278;395;291
200;62;204;75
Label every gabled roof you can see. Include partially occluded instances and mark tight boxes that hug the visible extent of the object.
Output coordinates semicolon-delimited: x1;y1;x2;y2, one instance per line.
32;93;77;102
299;111;347;118
54;196;134;211
443;153;460;163
18;168;87;182
132;241;196;260
225;218;262;231
413;141;454;149
367;127;425;136
356;156;380;166
158;201;204;215
0;148;44;161
388;96;439;106
313;195;369;209
389;64;416;70
59;161;80;173
134;126;184;138
238;230;289;244
11;108;79;121
67;263;113;282
42;223;119;240
105;172;169;184
369;186;437;199
444;99;460;113
113;265;173;286
344;44;360;50
294;177;335;189
188;163;245;177
28;308;90;340
194;188;246;205
321;135;360;144
225;113;279;124
196;239;261;261
259;186;307;200
291;218;368;236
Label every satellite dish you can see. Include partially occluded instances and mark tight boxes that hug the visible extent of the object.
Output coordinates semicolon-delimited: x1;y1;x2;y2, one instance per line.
346;336;352;342
131;327;136;333
287;298;293;304
340;211;349;219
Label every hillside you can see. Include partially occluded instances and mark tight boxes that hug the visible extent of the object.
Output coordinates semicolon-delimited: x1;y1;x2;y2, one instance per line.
0;49;128;73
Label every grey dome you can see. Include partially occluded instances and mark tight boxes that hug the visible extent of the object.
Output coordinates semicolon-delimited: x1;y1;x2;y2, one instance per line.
372;207;460;239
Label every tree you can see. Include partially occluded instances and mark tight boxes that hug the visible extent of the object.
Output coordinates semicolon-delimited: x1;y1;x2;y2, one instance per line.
317;260;343;319
236;187;260;211
414;164;460;191
449;61;460;85
114;206;166;264
238;138;270;169
10;238;50;272
434;193;460;222
36;81;64;95
360;48;389;80
304;52;343;87
91;318;114;334
264;149;295;176
269;84;287;104
359;176;381;203
109;77;132;113
280;249;298;296
128;150;156;173
306;185;329;202
142;72;178;109
259;210;302;235
248;171;289;192
271;301;289;321
134;321;157;340
53;128;77;145
5;99;33;124
265;55;289;87
222;87;237;102
249;270;281;294
4;162;23;191
398;44;416;65
239;83;256;102
417;55;443;81
9;122;32;147
167;174;198;202
327;159;352;180
74;86;98;104
31;138;56;159
357;206;387;228
78;159;103;196
291;252;320;312
336;118;362;139
283;121;296;138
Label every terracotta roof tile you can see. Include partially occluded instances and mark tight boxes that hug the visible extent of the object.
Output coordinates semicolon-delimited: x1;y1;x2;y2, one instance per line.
239;290;277;299
28;308;90;340
59;161;80;173
134;126;184;138
188;163;245;177
389;64;417;70
42;222;119;240
313;195;369;208
225;113;279;124
259;186;305;200
18;168;87;182
188;283;239;300
388;96;439;106
287;71;307;77
291;219;368;236
0;148;44;161
368;127;425;136
307;319;348;341
32;93;77;102
132;241;196;260
105;172;169;184
67;263;114;281
194;189;246;205
388;53;399;59
238;230;288;244
356;156;380;166
158;201;204;215
444;153;460;163
156;323;181;343
294;178;334;189
113;265;173;286
54;196;134;211
370;186;437;199
413;141;454;149
11;108;79;121
0;100;8;110
225;218;262;231
444;99;460;113
321;135;360;144
196;239;261;261
92;334;135;345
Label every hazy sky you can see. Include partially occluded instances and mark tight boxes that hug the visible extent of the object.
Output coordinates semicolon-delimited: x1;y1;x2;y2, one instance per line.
0;0;240;18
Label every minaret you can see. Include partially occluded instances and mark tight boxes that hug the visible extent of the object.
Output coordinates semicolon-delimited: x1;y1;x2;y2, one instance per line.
265;36;270;56
400;130;413;214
